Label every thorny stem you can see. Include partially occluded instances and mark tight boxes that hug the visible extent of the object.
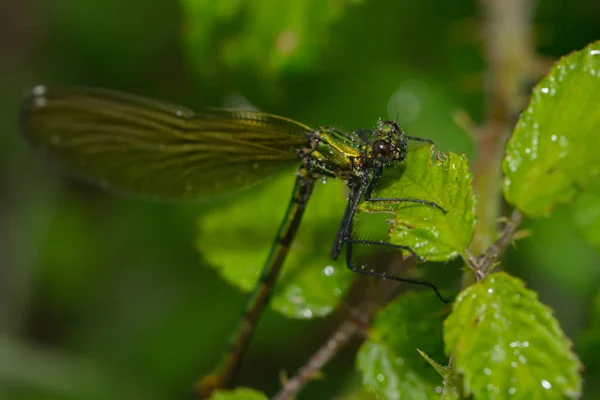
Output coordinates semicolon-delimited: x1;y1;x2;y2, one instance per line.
474;209;523;275
445;1;535;397
470;0;535;256
272;321;358;400
273;258;413;400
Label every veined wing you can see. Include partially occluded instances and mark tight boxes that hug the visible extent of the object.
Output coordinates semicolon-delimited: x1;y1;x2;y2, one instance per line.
20;85;312;199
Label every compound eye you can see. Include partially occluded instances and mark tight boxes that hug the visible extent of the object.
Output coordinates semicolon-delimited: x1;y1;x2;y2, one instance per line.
372;140;393;159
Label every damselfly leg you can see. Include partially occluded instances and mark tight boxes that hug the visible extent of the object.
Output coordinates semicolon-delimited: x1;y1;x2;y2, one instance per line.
331;162;448;303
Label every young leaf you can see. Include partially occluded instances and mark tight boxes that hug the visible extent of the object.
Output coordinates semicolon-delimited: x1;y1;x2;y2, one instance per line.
209;388;267;400
356;292;449;399
503;41;600;217
444;272;582;399
197;171;353;319
359;145;476;261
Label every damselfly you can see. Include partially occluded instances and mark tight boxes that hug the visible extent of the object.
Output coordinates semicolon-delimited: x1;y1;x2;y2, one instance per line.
19;85;446;397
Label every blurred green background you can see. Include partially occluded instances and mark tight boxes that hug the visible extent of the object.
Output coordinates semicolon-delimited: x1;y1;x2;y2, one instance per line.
2;0;600;399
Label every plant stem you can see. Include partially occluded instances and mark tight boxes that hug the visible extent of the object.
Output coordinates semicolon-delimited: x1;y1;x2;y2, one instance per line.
272;321;359;400
470;0;535;256
273;258;411;399
446;2;535;397
477;209;524;274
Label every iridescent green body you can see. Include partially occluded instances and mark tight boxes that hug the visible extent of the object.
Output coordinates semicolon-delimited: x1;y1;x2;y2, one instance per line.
308;128;362;177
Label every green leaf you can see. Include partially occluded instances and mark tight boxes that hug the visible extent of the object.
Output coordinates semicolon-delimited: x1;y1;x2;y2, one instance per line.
209;388;268;400
197;171;353;319
444;272;582;399
359;145;476;261
356;292;449;400
181;0;347;79
503;41;600;217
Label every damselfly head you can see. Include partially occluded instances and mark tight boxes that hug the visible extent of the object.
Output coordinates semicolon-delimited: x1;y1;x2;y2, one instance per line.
365;119;407;165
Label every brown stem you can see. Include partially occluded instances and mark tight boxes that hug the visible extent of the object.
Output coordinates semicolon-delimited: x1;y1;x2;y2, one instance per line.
447;1;535;397
273;257;413;399
470;0;535;255
272;321;359;400
476;210;524;275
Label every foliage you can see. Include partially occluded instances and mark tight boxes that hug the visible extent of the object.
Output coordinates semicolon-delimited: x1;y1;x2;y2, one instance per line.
444;273;581;399
359;145;476;262
198;172;354;318
356;292;448;400
6;1;600;400
181;0;347;83
503;41;600;217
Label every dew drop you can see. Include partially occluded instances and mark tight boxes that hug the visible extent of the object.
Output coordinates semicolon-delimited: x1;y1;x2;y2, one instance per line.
551;134;557;142
302;309;313;318
540;87;549;94
376;374;385;382
508;387;516;395
323;265;334;276
483;368;492;376
541;380;552;390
